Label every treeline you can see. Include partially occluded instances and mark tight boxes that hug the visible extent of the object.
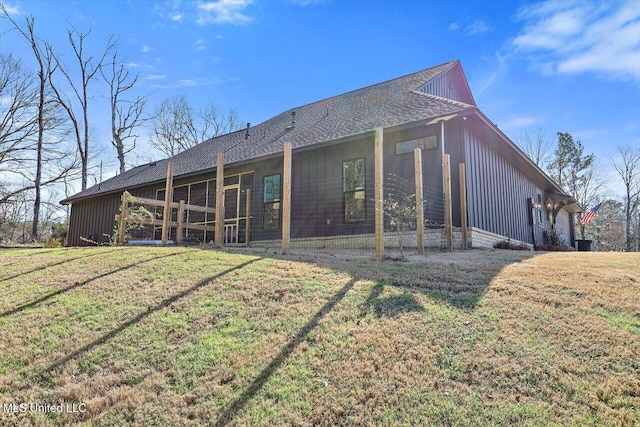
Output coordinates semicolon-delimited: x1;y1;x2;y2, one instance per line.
0;6;240;244
518;129;640;251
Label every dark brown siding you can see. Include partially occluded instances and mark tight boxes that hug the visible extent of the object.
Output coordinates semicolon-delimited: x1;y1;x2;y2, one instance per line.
66;120;555;248
462;127;545;245
384;124;444;225
67;194;120;246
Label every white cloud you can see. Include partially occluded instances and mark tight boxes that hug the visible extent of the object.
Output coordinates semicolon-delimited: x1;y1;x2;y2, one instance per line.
500;115;544;130
197;0;254;25
171;12;183;22
148;76;223;89
291;0;328;6
475;51;508;95
449;22;460;31
141;45;152;53
1;3;22;15
145;74;167;80
466;20;490;35
512;1;640;82
178;79;197;86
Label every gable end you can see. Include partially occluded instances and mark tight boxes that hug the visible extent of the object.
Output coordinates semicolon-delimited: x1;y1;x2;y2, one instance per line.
416;62;475;106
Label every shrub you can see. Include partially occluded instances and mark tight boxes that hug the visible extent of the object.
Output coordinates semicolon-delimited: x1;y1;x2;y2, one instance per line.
50;222;68;241
43;235;62;248
547;229;567;246
494;239;531;251
537;244;575;252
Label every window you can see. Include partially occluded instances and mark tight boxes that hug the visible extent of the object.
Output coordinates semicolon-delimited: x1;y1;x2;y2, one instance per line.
395;135;438;155
263;174;281;230
343;158;366;223
537;194;543;225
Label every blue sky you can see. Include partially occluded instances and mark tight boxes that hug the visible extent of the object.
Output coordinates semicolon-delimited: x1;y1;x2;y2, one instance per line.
1;0;639;198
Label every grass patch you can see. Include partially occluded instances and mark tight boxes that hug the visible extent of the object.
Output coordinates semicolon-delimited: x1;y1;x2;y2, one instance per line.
597;308;640;335
0;247;638;426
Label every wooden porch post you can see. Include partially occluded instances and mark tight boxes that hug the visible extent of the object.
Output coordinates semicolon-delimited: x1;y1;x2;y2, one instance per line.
177;200;185;245
444;154;453;251
282;142;292;254
117;191;129;246
215;153;224;248
161;162;174;246
459;163;468;249
375;127;384;261
414;147;424;254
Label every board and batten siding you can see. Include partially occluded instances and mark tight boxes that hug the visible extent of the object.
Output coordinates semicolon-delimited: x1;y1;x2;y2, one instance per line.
66;187;157;246
67;194;121;246
415;66;474;105
463;128;544;245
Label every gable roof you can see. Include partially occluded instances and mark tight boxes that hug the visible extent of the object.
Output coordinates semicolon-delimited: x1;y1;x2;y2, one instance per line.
62;60;476;204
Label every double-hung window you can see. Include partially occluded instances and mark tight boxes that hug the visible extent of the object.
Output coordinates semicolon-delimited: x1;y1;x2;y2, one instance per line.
343;158;366;223
263;174;281;230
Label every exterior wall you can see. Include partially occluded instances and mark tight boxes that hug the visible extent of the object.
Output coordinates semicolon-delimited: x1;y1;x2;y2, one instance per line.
462;127;547;246
66;121;569;250
67;194;121;246
555;209;573;245
290;140;376;239
383;123;444;224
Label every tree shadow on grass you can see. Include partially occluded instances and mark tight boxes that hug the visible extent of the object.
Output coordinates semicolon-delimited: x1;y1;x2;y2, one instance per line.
0;247;125;283
213;277;358;427
39;258;261;382
0;251;185;318
363;282;424;317
307;249;540;310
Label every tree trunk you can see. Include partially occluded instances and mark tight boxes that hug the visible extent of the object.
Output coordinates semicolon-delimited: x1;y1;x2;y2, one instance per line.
31;40;46;242
626;188;632;252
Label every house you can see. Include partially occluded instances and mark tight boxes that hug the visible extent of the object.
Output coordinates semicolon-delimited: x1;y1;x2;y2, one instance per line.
61;60;580;249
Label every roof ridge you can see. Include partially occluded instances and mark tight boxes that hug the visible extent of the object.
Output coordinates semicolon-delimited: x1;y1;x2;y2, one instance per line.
279;60;459;113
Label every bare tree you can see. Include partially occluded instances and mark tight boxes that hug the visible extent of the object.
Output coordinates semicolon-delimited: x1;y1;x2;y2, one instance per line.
1;8;77;241
100;49;148;173
611;146;640;251
200;105;240;140
149;95;241;157
517;128;552;168
149;95;197;157
48;26;115;190
0;54;38;168
585;199;626;251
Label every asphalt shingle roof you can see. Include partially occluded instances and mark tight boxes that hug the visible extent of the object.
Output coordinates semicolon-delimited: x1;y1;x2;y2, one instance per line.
62;60;474;204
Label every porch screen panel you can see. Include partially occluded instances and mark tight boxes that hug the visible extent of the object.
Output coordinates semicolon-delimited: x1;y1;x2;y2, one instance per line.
188;182;207;242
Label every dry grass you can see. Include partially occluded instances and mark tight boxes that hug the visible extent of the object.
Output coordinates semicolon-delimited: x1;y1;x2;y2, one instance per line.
0;246;638;426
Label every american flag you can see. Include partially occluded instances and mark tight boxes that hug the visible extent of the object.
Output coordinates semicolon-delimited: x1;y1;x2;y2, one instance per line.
580;203;602;225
